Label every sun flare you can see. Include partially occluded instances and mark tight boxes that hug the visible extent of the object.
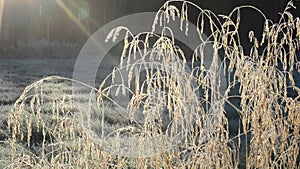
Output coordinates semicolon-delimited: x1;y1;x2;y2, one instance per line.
0;0;5;33
55;0;91;37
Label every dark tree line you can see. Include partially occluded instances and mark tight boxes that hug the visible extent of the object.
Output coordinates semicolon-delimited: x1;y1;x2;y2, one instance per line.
1;0;89;43
0;0;166;45
0;0;295;57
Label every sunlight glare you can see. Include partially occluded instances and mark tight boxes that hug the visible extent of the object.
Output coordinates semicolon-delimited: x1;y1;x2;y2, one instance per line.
0;0;5;33
55;0;91;37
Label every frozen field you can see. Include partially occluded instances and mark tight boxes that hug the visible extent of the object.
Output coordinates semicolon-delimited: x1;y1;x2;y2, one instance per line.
0;59;76;112
0;58;117;106
0;58;127;141
0;60;75;138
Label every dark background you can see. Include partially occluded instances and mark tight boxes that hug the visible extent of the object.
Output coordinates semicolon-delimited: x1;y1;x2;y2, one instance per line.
0;0;298;58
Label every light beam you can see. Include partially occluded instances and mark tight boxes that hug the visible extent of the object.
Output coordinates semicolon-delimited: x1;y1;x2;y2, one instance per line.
0;0;5;33
55;0;91;37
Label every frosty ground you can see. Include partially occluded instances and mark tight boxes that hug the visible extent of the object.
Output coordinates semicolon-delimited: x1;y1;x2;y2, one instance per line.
0;59;75;111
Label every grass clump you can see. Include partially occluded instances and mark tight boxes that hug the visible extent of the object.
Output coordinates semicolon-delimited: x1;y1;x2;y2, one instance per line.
2;0;300;168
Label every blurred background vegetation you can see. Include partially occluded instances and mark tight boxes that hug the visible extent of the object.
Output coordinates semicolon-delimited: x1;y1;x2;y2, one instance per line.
0;0;298;58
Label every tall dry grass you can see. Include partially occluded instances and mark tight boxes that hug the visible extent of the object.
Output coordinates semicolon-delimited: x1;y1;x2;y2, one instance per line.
1;0;299;168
